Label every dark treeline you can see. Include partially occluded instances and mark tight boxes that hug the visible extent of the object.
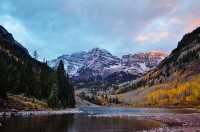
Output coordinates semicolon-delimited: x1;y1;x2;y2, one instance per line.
0;38;75;108
48;60;75;108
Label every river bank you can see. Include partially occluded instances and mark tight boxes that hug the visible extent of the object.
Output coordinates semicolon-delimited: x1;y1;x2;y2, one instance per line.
140;113;200;132
0;95;98;113
0;109;82;119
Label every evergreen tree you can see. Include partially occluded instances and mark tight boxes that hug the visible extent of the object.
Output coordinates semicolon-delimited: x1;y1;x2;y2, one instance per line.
40;66;52;99
33;50;39;60
20;61;36;97
48;83;60;108
56;60;75;107
18;62;27;94
0;58;7;99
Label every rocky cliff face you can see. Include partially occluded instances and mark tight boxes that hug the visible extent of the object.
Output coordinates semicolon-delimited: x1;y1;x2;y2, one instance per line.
48;48;167;84
122;51;167;69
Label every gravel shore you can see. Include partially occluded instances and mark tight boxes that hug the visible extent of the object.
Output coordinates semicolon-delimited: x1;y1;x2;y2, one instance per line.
0;109;82;118
139;113;200;132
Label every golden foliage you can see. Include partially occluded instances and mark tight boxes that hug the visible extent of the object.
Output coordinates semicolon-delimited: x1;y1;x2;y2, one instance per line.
146;75;200;106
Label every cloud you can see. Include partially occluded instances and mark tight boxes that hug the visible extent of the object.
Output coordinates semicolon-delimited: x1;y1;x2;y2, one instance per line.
169;17;183;25
0;14;46;58
187;18;200;32
59;0;178;37
135;31;169;44
0;0;200;59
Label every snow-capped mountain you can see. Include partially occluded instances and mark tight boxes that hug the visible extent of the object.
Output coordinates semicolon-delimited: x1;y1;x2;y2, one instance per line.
76;48;121;81
48;48;167;83
121;51;167;73
48;51;88;75
102;51;168;83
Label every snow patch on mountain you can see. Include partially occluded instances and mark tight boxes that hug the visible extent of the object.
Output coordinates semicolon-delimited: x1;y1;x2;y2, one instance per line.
48;48;168;83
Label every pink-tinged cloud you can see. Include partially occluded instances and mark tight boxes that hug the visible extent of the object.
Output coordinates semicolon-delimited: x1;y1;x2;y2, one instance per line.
1;0;200;58
187;18;200;32
135;31;169;44
169;17;182;25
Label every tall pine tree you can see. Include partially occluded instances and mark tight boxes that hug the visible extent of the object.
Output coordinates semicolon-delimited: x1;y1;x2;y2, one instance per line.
57;60;75;108
0;57;7;99
19;61;36;97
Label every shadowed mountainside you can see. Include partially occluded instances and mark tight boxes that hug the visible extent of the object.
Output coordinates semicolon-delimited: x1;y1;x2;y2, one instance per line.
0;25;75;109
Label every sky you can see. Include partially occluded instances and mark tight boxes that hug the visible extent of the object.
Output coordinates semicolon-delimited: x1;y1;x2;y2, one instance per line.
0;0;200;60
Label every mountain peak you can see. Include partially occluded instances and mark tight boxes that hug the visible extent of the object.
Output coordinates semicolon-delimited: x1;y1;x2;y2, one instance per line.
123;51;168;60
147;50;168;55
88;47;111;55
90;47;107;51
144;51;168;59
135;51;168;56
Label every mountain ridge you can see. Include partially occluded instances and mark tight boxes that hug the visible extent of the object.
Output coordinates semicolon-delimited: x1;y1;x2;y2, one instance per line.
48;48;167;84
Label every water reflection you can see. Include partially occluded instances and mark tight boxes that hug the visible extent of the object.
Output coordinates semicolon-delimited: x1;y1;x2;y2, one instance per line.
0;114;160;132
0;114;75;132
73;115;160;132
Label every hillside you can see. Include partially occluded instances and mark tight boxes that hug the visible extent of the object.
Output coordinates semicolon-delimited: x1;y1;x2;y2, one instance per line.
0;25;75;109
116;26;200;107
0;25;54;100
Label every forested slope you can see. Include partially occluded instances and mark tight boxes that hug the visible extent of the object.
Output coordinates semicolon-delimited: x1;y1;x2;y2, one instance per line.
0;25;75;109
